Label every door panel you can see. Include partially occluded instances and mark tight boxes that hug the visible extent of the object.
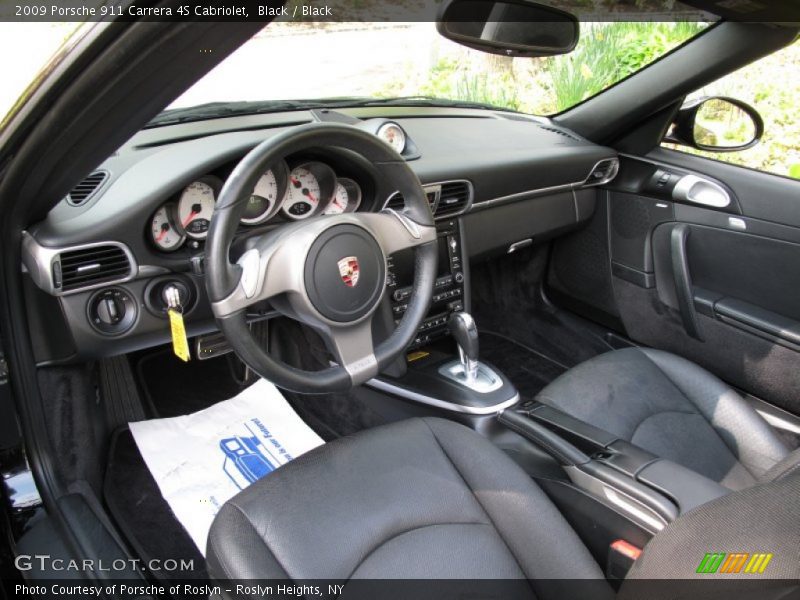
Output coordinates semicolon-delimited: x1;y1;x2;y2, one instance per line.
548;152;800;417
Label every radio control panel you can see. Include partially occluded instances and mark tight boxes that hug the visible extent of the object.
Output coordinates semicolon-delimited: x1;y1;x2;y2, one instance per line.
386;219;465;349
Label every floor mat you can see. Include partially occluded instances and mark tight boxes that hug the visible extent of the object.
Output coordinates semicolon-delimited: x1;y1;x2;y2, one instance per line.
105;428;206;581
109;379;323;558
135;349;245;418
480;331;568;399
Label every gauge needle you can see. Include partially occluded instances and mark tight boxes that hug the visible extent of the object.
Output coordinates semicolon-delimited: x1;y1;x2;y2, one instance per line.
182;211;198;228
182;203;202;228
155;224;169;242
290;177;317;203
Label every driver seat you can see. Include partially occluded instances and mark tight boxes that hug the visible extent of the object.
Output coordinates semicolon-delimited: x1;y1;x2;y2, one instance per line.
206;417;800;598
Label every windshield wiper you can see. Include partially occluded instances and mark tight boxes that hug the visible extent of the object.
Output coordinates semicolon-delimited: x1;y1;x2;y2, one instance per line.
146;96;518;127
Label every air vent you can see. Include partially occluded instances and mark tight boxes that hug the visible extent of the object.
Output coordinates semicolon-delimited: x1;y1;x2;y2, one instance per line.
435;181;472;216
539;125;581;141
65;170;108;206
56;245;132;292
385;193;405;211
584;158;620;187
384;189;438;212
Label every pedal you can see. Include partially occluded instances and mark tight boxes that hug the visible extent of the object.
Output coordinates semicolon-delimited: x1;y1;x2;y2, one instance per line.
196;332;233;360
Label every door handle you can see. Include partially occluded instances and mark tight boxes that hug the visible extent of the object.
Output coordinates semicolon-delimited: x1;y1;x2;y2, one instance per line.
672;175;731;208
670;224;703;341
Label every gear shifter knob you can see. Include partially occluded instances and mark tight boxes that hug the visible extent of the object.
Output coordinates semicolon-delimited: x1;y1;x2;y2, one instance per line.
449;312;479;382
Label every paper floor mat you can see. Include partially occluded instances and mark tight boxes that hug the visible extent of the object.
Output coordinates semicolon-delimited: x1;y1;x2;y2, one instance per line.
129;378;324;555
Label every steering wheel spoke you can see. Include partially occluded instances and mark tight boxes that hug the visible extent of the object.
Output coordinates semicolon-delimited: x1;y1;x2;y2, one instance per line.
356;210;437;255
212;230;301;318
315;318;379;385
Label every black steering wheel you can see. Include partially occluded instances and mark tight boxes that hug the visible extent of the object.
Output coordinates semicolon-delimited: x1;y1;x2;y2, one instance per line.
206;123;438;393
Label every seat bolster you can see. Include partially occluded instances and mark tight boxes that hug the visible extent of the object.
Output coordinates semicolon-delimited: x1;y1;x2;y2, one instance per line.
641;349;789;477
207;501;289;580
621;469;800;587
760;447;800;483
423;418;612;594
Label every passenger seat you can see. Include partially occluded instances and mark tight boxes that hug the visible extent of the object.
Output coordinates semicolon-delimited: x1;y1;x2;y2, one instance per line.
535;348;792;490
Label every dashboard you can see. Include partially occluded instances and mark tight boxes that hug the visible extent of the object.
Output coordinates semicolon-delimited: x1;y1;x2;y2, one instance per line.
20;108;618;365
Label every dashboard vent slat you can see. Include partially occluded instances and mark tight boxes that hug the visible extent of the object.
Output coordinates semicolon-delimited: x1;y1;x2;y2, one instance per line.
57;245;132;292
435;182;471;217
66;171;108;206
538;125;581;141
385;181;472;218
384;190;437;212
386;193;405;211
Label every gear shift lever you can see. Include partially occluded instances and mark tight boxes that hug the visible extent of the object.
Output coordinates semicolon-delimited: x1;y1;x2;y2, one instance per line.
448;312;480;383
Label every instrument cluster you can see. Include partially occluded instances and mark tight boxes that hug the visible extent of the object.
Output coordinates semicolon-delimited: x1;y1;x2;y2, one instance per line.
148;159;363;252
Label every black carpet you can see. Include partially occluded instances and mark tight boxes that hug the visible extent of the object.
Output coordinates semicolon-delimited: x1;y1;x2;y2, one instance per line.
471;246;615;370
104;428;207;583
135;350;246;418
480;331;567;399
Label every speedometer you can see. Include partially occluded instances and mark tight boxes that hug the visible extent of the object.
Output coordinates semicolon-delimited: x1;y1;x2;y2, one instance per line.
323;178;362;215
177;178;219;239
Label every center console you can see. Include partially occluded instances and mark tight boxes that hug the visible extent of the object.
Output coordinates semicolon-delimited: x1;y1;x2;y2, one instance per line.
368;217;519;416
386;218;466;349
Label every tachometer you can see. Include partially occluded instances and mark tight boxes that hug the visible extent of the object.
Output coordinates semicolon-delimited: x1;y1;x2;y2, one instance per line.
150;204;184;252
241;163;288;225
323;178;362;215
283;163;327;220
177;178;219;239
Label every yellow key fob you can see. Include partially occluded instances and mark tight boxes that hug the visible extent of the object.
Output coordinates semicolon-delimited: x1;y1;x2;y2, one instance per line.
168;307;190;362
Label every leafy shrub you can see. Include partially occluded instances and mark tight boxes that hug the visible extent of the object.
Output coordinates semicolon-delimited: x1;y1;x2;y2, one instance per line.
547;22;705;111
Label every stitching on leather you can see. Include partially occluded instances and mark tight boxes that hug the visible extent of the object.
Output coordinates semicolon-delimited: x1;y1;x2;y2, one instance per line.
225;500;292;579
208;533;237;582
501;417;575;465
638;349;761;477
774;460;800;481
421;419;534;586
344;521;491;580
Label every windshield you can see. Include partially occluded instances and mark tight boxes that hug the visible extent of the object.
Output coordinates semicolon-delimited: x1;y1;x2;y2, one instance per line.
168;20;710;119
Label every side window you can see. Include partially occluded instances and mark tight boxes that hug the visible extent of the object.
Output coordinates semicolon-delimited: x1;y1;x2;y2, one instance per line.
661;39;800;180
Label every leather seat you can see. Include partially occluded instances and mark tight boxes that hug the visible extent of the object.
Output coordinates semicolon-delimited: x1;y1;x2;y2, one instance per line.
535;347;790;490
208;417;613;598
207;416;800;597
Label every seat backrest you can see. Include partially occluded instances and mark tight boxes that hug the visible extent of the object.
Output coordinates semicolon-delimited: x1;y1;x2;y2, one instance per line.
619;468;800;597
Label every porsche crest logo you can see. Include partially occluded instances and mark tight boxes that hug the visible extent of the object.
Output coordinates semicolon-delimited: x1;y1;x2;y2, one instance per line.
337;256;360;287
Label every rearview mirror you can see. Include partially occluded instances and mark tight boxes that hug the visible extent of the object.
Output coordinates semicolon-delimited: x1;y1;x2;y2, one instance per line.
665;96;764;153
437;0;580;58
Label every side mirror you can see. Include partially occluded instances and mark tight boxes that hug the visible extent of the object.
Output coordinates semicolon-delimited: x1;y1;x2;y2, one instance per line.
436;0;579;58
665;96;764;153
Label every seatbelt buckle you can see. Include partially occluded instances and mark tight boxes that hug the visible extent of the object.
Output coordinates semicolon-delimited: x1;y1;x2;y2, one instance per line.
607;539;642;580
